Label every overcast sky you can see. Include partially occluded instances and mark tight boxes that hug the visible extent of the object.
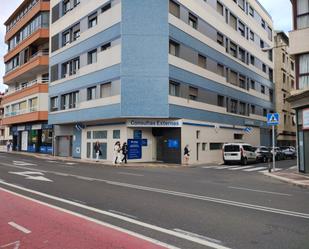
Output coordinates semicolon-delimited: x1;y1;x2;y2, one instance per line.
0;0;293;93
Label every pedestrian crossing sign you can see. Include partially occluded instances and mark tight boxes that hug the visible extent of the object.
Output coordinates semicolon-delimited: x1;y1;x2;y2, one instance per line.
267;113;279;125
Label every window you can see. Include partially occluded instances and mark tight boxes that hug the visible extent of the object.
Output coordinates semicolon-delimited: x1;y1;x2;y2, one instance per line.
29;97;38;112
291;61;295;70
217;63;224;77
297;0;309;29
61;92;78;110
217;32;224;46
239;102;246;115
169;81;180;97
249;6;254;17
261;85;265;94
169;0;180;18
238;0;245;9
249;31;254;41
101;2;111;13
283;93;286;104
217;1;224;16
299;53;309;89
217;95;224;107
284;114;287;124
202;143;207;151
282;53;286;63
261;19;266;29
73;0;80;7
188;13;198;29
268;50;273;61
169;40;179;56
50;97;58;112
61;58;79;77
283;72;286;83
263;108;267;116
72;23;80;41
230;99;238;114
113;130;120;139
88;12;97;28
260;39;264;48
87;86;96;100
93;131;107;139
88;49;97;64
101;42;111;51
198;54;207;68
262;64;266;73
100;82;112;98
250;80;255;89
238;48;246;62
196;130;200;139
269;89;273;102
229;42;237;57
250;55;255;65
229;70;238;85
234;134;243;140
239;75;246;89
189;86;198;100
62;31;70;45
210;143;223;150
291;79;295;89
250;105;255;114
238;21;245;37
229;13;237;30
63;0;70;14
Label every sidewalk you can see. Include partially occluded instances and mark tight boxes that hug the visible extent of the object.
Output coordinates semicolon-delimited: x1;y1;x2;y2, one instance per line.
263;166;309;188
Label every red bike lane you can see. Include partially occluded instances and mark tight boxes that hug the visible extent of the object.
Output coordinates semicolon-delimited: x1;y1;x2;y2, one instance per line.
0;188;171;249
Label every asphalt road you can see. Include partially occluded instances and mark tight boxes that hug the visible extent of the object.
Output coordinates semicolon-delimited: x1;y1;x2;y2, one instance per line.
0;152;308;249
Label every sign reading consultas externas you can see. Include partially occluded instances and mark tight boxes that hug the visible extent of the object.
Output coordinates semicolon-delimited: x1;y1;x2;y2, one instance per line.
127;119;183;128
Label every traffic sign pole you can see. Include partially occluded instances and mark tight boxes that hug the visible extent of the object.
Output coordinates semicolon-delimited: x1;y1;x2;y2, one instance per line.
272;125;275;172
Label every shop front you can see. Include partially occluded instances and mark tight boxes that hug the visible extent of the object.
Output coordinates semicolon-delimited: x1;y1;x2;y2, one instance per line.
11;123;53;154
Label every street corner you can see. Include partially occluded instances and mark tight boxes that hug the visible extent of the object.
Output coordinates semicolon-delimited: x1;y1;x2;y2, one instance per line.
0;188;174;249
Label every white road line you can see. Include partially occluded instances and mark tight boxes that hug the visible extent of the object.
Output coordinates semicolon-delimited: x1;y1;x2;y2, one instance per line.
13;161;36;166
69;199;87;205
66;162;77;165
0;187;180;249
118;172;144;177
174;229;223;245
8;222;31;234
109;210;138;219
244;167;267;172
202;166;219;169
228;186;292;196
74;176;96;181
228;166;253;170
215;166;233;170
0;241;20;249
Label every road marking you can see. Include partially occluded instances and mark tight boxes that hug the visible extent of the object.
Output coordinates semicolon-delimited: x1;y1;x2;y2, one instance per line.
8;222;31;234
74;176;96;181
66;162;77;165
109;210;138;219
0;184;230;249
215;166;233;170
174;229;223;245
9;171;53;182
118;172;144;177
244;167;267;172
228;166;253;170
0;187;180;249
202;166;219;169
0;241;20;249
13;161;36;166
69;199;87;205
228;186;292;196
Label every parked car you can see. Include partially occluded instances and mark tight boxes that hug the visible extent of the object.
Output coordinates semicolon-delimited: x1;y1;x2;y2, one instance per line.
223;143;257;165
254;146;272;163
269;147;286;161
280;146;296;159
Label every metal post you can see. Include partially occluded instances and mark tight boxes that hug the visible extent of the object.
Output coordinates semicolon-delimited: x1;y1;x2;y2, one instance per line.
272;125;275;171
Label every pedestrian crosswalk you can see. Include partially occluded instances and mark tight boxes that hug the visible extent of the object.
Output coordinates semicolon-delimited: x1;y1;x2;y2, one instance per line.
202;165;282;173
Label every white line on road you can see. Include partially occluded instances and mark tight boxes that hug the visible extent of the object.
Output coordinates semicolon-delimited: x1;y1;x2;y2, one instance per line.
202;166;220;169
69;199;87;205
0;241;20;249
8;222;31;234
109;210;138;219
174;229;223;245
13;161;36;166
228;186;292;196
215;166;233;170
228;166;253;170
74;176;96;181
244;167;267;172
118;172;144;177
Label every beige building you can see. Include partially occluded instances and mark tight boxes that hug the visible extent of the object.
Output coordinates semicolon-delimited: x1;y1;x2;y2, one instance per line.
274;31;296;147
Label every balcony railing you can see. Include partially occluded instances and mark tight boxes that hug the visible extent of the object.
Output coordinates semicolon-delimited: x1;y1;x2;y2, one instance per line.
5;78;49;96
5;106;38;117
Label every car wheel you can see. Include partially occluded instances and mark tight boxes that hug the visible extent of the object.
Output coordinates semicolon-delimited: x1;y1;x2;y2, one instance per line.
241;157;248;165
224;160;228;165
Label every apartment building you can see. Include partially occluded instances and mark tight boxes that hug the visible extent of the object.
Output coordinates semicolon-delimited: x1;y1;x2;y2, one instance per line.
288;0;309;173
273;31;296;147
2;0;53;154
0;94;11;147
49;0;274;164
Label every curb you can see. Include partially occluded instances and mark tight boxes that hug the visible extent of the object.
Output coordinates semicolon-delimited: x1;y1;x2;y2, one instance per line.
263;172;309;188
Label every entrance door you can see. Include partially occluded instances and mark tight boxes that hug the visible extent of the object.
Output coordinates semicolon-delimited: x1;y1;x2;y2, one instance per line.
156;136;164;162
196;143;200;161
58;136;72;157
21;131;28;151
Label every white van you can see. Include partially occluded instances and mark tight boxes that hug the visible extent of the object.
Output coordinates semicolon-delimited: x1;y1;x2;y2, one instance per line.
223;143;257;165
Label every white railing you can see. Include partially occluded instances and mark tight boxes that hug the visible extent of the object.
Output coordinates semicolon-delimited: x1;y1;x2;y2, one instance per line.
5;78;49;95
5;106;38;117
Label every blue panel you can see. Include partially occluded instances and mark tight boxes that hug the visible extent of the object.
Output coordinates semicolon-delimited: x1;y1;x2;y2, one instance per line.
169;104;268;128
72;128;81;158
128;139;142;159
50;23;121;65
49;64;120;96
170;66;273;109
121;0;169;117
48;104;121;125
169;25;274;89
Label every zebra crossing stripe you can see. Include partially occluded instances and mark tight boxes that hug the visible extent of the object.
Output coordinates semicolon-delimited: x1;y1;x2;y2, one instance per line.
228;166;253;170
244;167;267;172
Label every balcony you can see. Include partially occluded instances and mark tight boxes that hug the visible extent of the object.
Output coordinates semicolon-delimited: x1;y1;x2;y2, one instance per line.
2;109;48;125
2;79;48;105
3;50;49;85
289;27;309;55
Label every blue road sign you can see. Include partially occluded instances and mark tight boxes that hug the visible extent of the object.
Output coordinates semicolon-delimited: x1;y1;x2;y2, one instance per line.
267;113;280;126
